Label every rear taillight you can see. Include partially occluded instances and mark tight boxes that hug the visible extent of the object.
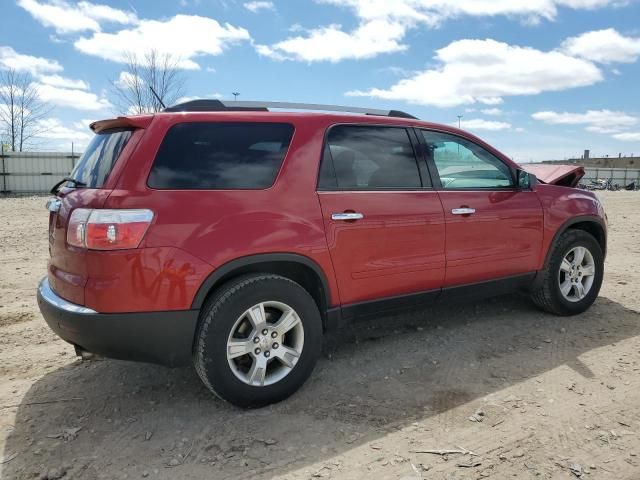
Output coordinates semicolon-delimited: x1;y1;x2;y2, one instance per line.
67;209;154;250
67;209;91;248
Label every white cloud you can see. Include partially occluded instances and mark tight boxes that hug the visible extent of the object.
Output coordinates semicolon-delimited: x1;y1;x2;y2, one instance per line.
478;97;504;105
175;93;224;104
347;38;602;107
288;23;305;33
17;0;137;34
114;71;142;89
258;0;623;62
74;15;251;69
38;118;93;142
37;74;89;90
257;20;406;62
561;28;640;64
556;0;624;8
459;118;512;131
532;109;638;133
613;132;640;141
322;0;547;25
327;0;621;23
174;95;199;104
380;66;413;76
481;108;503;115
0;46;62;75
124;105;140;115
35;83;111;111
0;46;107;112
72;119;97;131
244;1;275;12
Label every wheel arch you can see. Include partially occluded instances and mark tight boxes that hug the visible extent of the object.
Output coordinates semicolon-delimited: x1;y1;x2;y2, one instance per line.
543;216;607;270
191;253;334;327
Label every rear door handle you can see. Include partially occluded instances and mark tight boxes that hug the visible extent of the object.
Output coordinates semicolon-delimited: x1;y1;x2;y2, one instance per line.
331;212;364;221
451;207;475;215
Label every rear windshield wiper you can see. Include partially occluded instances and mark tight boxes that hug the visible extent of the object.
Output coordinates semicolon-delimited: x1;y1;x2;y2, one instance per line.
50;177;87;194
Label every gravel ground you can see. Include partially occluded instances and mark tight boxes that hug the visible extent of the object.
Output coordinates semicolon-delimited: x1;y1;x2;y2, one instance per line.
1;192;639;480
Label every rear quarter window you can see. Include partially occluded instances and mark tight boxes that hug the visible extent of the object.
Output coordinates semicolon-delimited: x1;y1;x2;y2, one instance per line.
148;122;295;190
70;128;132;188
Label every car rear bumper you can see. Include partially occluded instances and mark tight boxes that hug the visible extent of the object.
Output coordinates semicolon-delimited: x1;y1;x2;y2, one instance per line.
37;277;199;367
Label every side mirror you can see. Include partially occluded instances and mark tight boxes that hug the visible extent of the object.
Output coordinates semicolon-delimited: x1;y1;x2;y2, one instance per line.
517;169;537;190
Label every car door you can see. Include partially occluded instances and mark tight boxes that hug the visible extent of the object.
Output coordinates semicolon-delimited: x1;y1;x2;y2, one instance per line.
418;129;543;288
317;124;446;311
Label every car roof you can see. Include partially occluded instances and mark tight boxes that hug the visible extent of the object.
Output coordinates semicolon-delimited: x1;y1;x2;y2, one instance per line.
93;110;463;134
93;99;452;133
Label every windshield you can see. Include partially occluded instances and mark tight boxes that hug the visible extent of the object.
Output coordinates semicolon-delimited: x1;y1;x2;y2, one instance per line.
69;128;132;188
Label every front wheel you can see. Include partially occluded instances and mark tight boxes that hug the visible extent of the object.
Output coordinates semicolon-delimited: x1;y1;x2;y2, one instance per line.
193;274;323;408
531;230;604;316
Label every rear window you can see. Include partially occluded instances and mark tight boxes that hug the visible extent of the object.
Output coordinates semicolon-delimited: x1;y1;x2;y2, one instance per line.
69;128;132;188
148;122;295;190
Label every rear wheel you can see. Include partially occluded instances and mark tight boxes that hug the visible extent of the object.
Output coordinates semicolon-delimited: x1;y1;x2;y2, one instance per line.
193;274;322;408
531;230;604;316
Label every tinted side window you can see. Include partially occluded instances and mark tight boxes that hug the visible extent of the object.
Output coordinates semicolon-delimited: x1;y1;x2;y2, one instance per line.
420;130;513;189
148;122;294;189
318;146;338;189
319;125;421;190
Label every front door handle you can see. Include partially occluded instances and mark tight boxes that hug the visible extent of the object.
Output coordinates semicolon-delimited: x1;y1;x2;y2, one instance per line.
331;212;364;221
451;207;475;215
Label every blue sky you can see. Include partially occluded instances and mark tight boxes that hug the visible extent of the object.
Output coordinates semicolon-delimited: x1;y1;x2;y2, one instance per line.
1;0;639;161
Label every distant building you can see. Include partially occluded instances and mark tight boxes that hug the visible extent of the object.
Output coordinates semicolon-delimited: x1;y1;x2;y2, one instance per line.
542;152;639;169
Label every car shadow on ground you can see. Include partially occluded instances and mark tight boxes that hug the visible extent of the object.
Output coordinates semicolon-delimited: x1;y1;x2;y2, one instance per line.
3;294;639;479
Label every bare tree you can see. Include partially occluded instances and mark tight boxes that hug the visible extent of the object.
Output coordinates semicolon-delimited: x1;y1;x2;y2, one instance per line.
0;69;52;152
111;50;186;114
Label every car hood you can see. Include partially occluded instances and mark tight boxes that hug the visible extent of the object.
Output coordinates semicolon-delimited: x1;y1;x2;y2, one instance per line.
520;164;585;187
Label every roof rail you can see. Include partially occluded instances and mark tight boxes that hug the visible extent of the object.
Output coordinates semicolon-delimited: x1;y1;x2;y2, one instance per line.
163;99;418;119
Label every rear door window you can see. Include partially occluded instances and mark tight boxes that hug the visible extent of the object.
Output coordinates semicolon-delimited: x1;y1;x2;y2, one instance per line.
318;125;422;190
69;129;132;188
148;122;294;189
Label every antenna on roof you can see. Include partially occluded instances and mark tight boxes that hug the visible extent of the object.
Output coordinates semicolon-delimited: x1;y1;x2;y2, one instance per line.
149;85;166;110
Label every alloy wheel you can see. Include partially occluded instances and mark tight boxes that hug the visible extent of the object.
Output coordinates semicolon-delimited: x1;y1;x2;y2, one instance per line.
226;301;304;386
558;246;596;303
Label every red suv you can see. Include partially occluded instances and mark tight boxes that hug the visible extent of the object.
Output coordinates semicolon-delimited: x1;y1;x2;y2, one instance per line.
38;100;607;407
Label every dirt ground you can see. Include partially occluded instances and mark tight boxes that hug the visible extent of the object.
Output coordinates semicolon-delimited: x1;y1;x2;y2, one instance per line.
0;192;639;480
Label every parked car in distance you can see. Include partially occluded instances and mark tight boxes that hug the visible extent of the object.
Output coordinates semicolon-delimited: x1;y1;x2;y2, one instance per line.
38;100;607;407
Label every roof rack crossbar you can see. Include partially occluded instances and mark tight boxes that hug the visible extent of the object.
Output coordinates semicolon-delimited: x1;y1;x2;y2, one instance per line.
163;99;418;119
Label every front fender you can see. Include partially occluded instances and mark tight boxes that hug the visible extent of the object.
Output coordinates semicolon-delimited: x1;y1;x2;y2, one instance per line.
535;185;607;270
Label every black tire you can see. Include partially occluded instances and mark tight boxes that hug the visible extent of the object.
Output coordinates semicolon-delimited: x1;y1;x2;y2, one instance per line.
531;229;604;316
193;274;323;408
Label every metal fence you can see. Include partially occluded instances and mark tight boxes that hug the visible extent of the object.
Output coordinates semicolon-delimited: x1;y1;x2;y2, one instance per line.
582;167;640;187
0;151;81;195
